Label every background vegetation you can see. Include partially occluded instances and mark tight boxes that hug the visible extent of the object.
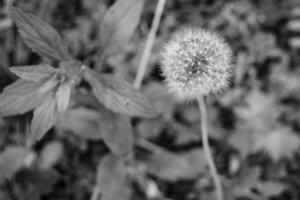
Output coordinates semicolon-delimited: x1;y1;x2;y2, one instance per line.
1;0;300;200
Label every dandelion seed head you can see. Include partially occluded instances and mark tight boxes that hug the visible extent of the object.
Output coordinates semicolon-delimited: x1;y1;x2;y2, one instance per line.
161;28;233;100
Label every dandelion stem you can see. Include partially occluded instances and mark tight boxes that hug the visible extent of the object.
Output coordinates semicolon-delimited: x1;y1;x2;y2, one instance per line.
197;96;223;200
134;0;166;89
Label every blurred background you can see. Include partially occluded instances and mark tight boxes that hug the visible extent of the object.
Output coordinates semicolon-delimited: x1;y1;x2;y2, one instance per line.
1;0;300;200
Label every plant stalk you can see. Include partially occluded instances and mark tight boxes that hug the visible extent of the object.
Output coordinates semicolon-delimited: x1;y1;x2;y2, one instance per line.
197;96;223;200
134;0;166;89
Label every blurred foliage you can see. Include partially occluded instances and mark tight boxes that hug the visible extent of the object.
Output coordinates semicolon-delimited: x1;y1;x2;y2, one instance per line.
0;0;300;200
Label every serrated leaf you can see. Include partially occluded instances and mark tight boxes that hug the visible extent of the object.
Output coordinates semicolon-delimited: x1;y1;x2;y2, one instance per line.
230;90;285;158
11;7;72;61
96;154;131;200
144;149;206;181
101;110;133;156
235;90;280;123
0;146;31;180
83;68;158;118
0;79;56;117
9;64;57;82
253;127;300;161
99;0;144;56
56;107;102;139
30;95;57;144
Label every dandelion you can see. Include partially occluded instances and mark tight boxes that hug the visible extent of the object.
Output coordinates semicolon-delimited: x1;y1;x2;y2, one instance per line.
161;28;233;100
161;28;234;200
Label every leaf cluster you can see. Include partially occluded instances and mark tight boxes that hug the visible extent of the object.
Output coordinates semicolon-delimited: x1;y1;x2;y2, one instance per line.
0;1;300;200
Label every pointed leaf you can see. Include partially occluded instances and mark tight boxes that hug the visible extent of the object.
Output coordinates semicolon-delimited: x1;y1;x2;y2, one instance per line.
56;107;102;139
0;146;31;180
55;61;83;113
99;0;144;56
2;79;37;95
55;80;73;113
37;73;60;93
0;79;57;117
39;141;63;169
30;95;57;144
235;90;280;124
101;110;133;156
83;68;158;118
253;127;300;161
59;60;82;77
9;64;57;82
96;154;131;200
144;149;206;181
11;7;72;61
256;181;286;197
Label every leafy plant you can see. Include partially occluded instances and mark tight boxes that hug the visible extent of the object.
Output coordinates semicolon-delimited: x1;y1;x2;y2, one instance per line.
0;1;300;200
0;2;159;199
0;4;156;147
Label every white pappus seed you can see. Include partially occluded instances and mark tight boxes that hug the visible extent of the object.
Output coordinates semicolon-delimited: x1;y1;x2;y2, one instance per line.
160;27;234;100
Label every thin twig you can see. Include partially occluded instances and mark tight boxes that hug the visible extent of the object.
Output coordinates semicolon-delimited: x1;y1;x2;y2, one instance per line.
197;96;223;200
134;0;166;89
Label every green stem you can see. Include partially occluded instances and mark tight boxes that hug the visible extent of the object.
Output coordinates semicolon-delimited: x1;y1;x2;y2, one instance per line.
134;0;166;89
197;96;223;200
